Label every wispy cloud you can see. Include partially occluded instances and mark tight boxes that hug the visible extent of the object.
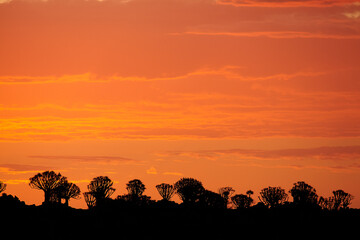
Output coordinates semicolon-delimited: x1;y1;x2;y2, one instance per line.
160;145;360;172
343;11;360;19
0;73;99;85
172;31;360;40
0;163;49;174
29;155;140;165
163;145;360;161
3;179;29;185
0;67;327;85
216;0;359;8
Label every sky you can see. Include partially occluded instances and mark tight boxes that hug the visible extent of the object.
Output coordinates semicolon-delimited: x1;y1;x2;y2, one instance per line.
1;0;360;209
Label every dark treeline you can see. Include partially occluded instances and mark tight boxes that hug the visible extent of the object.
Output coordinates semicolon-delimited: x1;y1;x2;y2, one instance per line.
0;171;359;240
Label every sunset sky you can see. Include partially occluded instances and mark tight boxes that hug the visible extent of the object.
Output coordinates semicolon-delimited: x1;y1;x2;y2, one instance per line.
1;0;360;209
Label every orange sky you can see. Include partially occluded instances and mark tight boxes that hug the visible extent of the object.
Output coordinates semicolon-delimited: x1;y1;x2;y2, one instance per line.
1;0;360;209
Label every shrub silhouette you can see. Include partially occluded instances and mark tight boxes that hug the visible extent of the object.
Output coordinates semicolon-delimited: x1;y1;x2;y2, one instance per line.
156;183;175;201
85;176;115;207
259;186;288;208
0;181;6;194
289;181;318;207
174;178;205;206
201;190;226;209
29;171;66;204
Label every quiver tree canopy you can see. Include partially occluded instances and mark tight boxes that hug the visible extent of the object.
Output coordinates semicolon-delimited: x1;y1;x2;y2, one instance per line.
83;192;96;209
87;176;115;206
156;183;175;201
126;179;146;197
232;194;253;209
259;186;288;208
332;190;354;210
289;181;318;206
56;181;81;206
29;171;66;204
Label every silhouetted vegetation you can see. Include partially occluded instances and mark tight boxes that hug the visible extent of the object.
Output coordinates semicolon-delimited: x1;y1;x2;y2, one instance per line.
231;190;254;209
1;173;359;240
259;186;289;208
289;181;318;208
174;177;205;206
0;181;6;194
156;183;175;201
83;176;115;207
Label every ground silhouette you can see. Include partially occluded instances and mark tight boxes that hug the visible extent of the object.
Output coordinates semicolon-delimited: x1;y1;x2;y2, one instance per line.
0;174;359;240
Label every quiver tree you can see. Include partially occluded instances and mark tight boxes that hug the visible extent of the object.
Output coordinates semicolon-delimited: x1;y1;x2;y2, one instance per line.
56;181;81;206
174;177;205;206
232;193;253;209
259;186;288;208
126;179;145;197
83;192;96;209
29;171;65;204
289;181;318;207
86;176;115;207
0;181;6;194
156;183;175;201
332;190;353;210
219;187;235;208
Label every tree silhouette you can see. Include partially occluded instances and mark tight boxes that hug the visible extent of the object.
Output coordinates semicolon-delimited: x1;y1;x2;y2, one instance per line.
83;192;96;209
126;179;145;197
259;186;288;208
174;178;205;206
156;183;175;201
231;193;253;209
87;176;115;207
56;180;81;206
319;196;334;210
289;181;318;207
29;171;65;204
218;187;235;208
0;181;6;194
332;190;353;210
201;190;226;209
246;190;254;198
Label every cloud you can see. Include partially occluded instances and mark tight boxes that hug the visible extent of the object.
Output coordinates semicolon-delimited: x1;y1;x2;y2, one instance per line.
0;163;49;174
216;0;359;8
1;67;359;141
0;73;102;85
3;179;29;185
161;145;360;172
146;167;158;175
0;68;326;85
0;0;12;4
343;11;360;19
164;145;360;161
29;155;140;165
173;31;360;40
